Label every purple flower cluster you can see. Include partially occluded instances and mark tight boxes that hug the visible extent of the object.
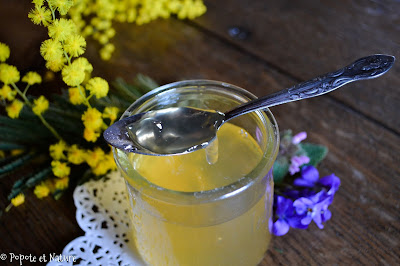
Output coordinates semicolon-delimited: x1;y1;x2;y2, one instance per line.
271;165;340;236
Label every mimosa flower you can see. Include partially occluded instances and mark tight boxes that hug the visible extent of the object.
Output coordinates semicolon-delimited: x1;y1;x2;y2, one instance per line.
86;77;109;99
68;87;85;105
67;144;86;164
85;147;105;168
45;55;66;72
64;34;86;57
55;176;69;190
28;6;52;26
11;149;24;156
73;57;93;73
100;43;115;61
34;183;50;198
51;160;71;178
32;95;49;115
92;161;109;176
32;0;44;7
0;64;20;84
0;85;17;101
48;18;77;41
83;127;100;142
82;107;103;130
50;0;74;15
11;193;25;207
22;71;42;85
49;140;68;160
102;106;119;123
0;42;10;62
62;60;86;86
40;39;63;61
6;100;24;119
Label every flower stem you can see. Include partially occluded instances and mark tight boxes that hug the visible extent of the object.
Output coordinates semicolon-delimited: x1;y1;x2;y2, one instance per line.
11;83;63;141
23;84;30;95
46;0;56;21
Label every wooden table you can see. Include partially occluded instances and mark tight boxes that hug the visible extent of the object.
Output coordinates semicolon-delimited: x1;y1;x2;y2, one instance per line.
1;0;399;265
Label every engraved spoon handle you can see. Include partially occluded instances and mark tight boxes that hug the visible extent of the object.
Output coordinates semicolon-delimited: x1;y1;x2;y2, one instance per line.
224;54;395;122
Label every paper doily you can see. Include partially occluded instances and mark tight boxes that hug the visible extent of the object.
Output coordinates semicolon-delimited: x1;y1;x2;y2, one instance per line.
48;171;144;266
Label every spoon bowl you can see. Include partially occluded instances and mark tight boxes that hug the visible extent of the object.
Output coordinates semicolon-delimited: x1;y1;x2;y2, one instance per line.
104;54;395;155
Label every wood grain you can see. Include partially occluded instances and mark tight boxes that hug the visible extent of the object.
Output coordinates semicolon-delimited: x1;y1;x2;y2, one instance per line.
195;0;400;134
0;1;399;265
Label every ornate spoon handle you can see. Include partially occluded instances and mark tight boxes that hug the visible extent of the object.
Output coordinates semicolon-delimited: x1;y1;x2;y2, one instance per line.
224;54;395;121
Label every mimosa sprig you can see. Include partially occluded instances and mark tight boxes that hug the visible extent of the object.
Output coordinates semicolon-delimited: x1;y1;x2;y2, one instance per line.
1;0;206;211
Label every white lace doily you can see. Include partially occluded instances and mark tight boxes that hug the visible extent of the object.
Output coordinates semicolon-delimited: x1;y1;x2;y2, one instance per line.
48;171;145;266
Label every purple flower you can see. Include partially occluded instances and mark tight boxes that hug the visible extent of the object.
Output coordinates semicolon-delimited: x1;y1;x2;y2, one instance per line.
292;131;307;144
289;155;310;175
271;196;294;236
271;196;308;236
293;165;319;187
319;173;341;195
293;191;332;229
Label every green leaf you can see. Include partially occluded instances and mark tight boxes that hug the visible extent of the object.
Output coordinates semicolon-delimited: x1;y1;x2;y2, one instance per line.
273;156;289;183
0;142;26;150
7;166;52;200
0;153;34;175
134;74;158;91
299;143;328;166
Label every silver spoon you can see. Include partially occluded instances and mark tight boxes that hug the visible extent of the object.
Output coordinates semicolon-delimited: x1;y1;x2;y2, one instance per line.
104;54;395;155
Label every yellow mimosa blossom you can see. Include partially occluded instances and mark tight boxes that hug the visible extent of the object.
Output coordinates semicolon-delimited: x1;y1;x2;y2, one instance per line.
48;18;77;41
82;25;94;37
51;160;71;178
32;95;49;115
32;0;44;7
86;77;109;99
40;39;63;61
22;71;42;85
67;144;86;164
62;59;87;86
82;107;103;130
0;64;20;84
86;147;105;168
55;176;69;190
11;193;25;207
0;42;10;62
178;0;207;20
102;106;119;123
105;151;117;171
83;127;100;142
28;5;52;26
92;160;110;176
50;0;74;15
45;55;66;72
73;57;93;73
100;43;115;61
11;149;24;156
0;85;16;101
49;140;68;160
34;182;50;198
6;100;24;119
68;87;85;105
64;34;86;57
0;150;5;158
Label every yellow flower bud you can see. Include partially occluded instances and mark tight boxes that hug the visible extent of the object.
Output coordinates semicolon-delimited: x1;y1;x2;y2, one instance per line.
11;193;25;207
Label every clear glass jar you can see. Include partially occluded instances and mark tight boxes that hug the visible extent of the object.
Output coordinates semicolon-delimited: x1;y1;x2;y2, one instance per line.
114;80;279;266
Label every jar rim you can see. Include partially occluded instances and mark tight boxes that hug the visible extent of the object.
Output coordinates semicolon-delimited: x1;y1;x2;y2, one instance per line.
114;80;279;204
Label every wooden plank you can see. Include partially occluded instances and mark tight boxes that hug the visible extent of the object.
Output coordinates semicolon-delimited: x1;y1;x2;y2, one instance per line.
193;0;400;134
78;19;400;265
0;2;399;264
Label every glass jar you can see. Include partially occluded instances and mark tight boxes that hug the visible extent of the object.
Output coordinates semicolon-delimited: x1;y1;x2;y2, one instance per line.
114;80;279;266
